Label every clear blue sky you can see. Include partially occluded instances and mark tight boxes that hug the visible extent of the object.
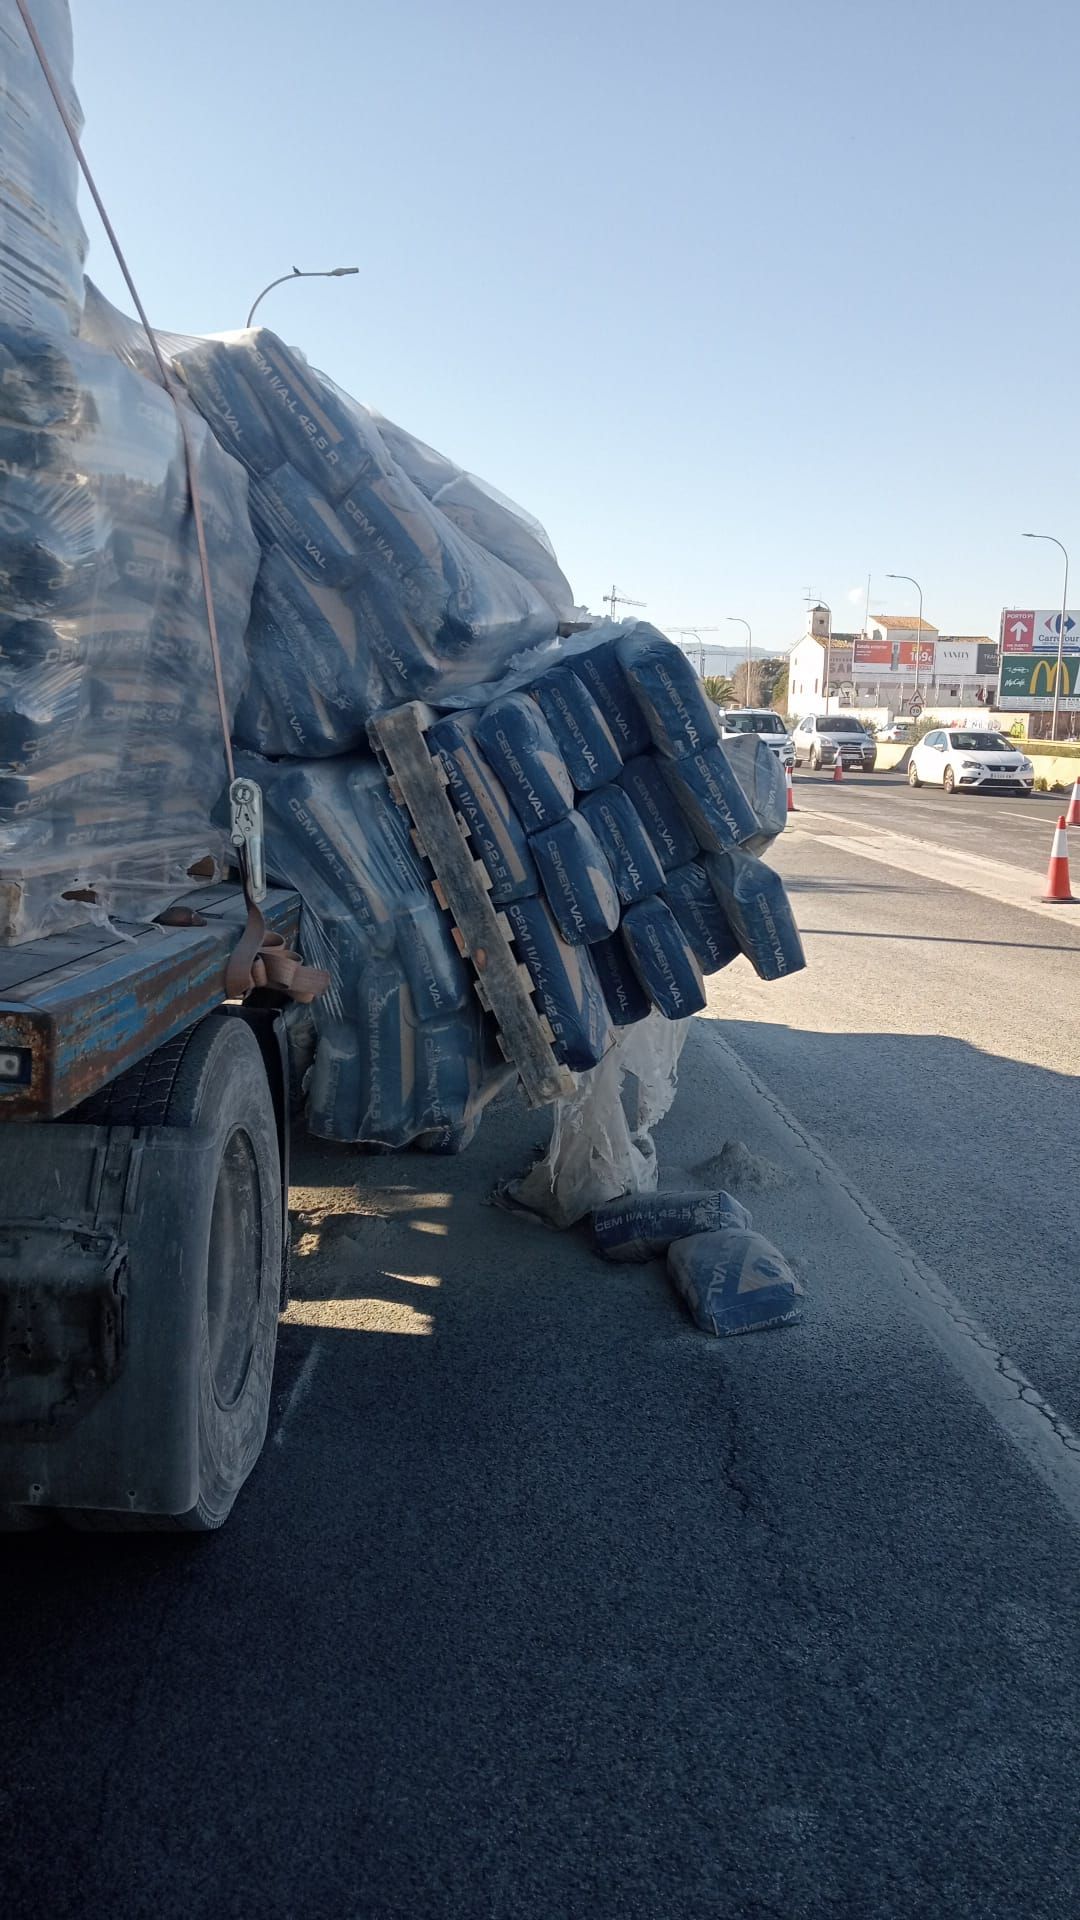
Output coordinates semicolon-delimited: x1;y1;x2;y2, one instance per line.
70;0;1079;653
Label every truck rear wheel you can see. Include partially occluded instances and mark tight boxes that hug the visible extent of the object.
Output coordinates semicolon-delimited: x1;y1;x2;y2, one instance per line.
62;1016;282;1533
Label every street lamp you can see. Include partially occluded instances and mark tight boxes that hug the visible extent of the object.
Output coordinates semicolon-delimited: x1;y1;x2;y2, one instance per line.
1022;533;1070;743
885;573;925;712
246;264;359;329
726;616;752;702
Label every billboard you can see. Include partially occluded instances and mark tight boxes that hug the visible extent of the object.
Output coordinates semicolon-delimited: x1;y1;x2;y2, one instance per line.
825;642;853;677
976;642;999;675
894;639;937;671
935;641;978;675
997;653;1080;711
1000;609;1080;655
854;637;892;667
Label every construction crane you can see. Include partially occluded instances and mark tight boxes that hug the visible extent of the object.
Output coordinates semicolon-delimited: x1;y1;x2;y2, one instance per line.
666;626;720;675
604;584;646;622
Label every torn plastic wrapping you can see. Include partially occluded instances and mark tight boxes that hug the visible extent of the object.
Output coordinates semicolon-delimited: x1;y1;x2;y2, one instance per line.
0;327;257;942
235;748;494;1148
501;1011;689;1229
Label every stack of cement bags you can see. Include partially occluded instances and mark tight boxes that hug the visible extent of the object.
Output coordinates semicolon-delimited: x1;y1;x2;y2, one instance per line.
429;626;805;1074
0;0;258;942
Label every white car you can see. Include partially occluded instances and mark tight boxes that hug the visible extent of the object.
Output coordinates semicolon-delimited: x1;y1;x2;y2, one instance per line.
715;707;795;770
907;728;1034;795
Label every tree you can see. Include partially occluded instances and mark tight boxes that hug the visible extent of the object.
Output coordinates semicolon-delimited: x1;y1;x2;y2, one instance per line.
702;674;735;707
731;657;786;708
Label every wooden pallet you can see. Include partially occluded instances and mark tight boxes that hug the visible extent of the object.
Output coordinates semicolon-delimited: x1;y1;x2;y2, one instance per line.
370;703;575;1109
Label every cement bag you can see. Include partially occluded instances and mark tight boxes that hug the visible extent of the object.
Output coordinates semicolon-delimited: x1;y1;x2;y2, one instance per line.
570;637;652;758
578;784;665;906
370;407;577;620
428;710;537;905
662;861;740;974
618;754;699;872
232;544;390;758
531;664;622;792
306;967;485;1149
660;746;759;853
473;693;574;830
705;849;806;981
667;1230;802;1336
502;1010;688;1228
620;895;707;1018
720;731;787;853
0;0;87;333
616;627;720;761
590;933;651;1027
592;1189;753;1262
529;811;620;946
503;895;610;1070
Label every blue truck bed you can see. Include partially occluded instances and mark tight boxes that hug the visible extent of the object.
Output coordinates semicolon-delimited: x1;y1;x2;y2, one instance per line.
0;883;300;1121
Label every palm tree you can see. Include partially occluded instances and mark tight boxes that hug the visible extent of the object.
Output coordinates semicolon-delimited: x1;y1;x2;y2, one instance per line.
702;674;735;707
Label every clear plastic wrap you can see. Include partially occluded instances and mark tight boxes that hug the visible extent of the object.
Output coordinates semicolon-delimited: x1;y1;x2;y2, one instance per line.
0;0;87;333
237;748;491;1148
0;329;257;942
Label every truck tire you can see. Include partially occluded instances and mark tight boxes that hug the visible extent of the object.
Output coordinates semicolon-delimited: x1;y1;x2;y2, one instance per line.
63;1016;282;1533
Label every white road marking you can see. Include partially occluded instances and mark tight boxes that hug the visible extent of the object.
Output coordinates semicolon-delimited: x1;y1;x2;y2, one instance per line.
699;1021;1080;1529
793;807;1080;924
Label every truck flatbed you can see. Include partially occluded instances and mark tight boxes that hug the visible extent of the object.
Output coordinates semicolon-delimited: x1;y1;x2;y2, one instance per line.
0;883;299;1121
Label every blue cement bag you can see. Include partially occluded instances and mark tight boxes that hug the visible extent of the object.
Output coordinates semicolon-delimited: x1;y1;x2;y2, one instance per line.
667;1230;802;1336
616;627;720;761
172;338;283;478
705;849;806;981
571;638;652;758
233;333;374;502
578;784;666;905
249;463;362;589
620;895;706;1018
428;711;537;905
592;1189;754;1263
393;899;471;1022
0;0;87;334
614;894;707;1021
589;933;652;1027
531;665;622;792
234;544;389;758
660;746;759;852
504;895;611;1070
618;754;699;872
720;731;787;852
474;693;574;831
413;1000;487;1137
305;1019;365;1142
530;811;620;946
353;964;419;1145
662;862;740;974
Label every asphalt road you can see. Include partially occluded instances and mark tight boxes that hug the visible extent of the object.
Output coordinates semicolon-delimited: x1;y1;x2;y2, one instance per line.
792;765;1071;871
4;784;1080;1920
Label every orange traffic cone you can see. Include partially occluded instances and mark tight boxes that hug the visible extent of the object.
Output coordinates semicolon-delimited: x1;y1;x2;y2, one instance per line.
1041;816;1077;904
1066;778;1080;829
832;758;843;783
785;766;797;813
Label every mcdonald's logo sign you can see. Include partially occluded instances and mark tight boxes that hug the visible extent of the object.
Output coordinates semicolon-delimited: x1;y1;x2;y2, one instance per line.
998;652;1080;707
1030;658;1073;696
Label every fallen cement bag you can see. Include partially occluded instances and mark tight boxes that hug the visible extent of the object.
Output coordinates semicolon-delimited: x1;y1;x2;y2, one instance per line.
590;932;652;1027
620;895;707;1018
529;810;620;946
667;1230;802;1336
473;692;575;830
578;784;666;906
531;664;622;792
591;1189;753;1262
616;627;721;761
705;848;806;981
662;861;740;974
570;637;653;758
370;407;577;620
428;710;538;905
618;753;699;872
503;894;611;1070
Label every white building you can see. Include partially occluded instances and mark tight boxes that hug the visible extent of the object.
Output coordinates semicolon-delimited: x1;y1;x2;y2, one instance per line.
787;606;997;718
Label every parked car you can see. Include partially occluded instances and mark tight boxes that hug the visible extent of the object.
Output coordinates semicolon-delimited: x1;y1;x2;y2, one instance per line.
715;707;795;770
792;714;877;771
908;729;1034;795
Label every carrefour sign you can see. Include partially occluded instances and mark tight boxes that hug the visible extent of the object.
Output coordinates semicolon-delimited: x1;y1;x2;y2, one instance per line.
1000;609;1080;655
998;652;1080;710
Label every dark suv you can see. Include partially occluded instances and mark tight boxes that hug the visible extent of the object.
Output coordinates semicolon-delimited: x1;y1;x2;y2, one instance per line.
793;713;877;771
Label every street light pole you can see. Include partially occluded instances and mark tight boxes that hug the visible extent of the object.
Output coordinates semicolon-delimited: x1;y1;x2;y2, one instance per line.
1022;533;1070;742
726;616;752;702
886;572;924;711
246;264;359;330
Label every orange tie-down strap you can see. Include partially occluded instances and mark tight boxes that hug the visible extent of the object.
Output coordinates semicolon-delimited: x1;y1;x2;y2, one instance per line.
224;903;331;1005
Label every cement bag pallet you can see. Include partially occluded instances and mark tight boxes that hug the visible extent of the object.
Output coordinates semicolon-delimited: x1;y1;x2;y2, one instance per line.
0;0;87;334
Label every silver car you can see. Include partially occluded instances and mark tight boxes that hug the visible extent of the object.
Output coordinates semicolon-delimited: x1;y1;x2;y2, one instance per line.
793;713;877;771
